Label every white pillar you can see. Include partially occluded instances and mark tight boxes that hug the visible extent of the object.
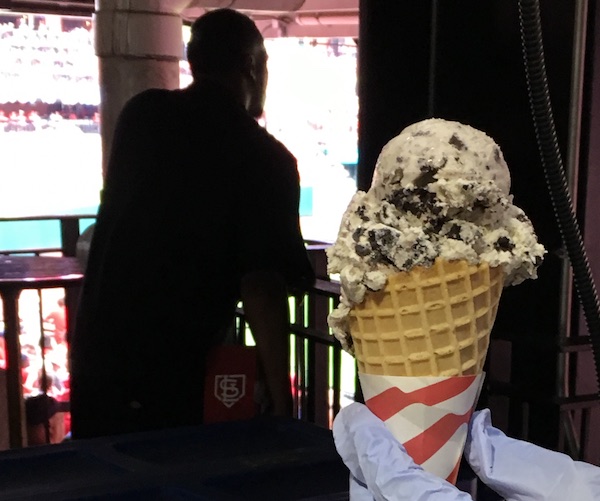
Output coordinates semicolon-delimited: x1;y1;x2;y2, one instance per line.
94;0;191;177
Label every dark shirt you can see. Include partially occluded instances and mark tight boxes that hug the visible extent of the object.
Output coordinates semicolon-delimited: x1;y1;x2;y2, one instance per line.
70;82;314;438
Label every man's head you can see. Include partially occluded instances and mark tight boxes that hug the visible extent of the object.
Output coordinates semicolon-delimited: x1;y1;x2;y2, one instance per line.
187;9;268;118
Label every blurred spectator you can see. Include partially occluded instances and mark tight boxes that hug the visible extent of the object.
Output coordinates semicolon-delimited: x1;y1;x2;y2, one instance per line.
43;297;67;346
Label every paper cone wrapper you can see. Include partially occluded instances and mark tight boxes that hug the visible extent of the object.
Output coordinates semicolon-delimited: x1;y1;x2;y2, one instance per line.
359;372;485;484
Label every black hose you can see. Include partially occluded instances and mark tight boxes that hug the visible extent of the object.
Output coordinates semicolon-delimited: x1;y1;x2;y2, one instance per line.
518;0;600;397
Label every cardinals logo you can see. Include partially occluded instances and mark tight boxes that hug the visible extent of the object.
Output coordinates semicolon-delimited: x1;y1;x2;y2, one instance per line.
215;374;246;408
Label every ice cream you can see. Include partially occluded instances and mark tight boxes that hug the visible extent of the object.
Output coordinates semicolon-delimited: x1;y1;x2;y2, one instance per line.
327;118;545;355
327;118;545;484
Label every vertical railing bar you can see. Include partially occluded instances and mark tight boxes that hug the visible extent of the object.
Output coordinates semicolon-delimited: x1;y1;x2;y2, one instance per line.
303;280;319;425
580;407;590;461
558;410;566;452
306;337;316;423
329;294;343;421
289;333;298;418
568;351;578;399
3;288;26;447
297;335;307;420
331;343;342;422
309;305;326;426
564;408;581;457
559;408;581;458
289;293;299;419
354;361;363;404
301;292;309;419
36;287;52;444
59;217;81;257
235;311;245;345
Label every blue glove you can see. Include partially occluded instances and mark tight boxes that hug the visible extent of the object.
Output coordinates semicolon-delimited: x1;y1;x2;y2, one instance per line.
332;402;473;500
333;402;600;501
465;408;600;501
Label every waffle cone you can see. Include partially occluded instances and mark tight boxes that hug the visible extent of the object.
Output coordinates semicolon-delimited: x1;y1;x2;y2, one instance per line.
349;259;504;377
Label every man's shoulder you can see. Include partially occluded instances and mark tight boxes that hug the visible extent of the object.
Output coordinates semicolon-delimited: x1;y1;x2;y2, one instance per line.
245;122;295;162
130;87;175;102
122;88;181;115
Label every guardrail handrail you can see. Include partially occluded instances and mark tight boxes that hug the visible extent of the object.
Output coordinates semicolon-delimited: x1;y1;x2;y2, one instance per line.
0;214;350;442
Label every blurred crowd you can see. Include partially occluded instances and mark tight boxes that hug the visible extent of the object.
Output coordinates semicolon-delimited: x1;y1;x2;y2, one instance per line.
0;108;100;132
0;15;99;105
0;295;71;444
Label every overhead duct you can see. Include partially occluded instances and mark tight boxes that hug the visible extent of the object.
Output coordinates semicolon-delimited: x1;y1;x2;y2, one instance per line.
185;0;306;10
181;0;307;20
294;11;359;27
180;0;359;35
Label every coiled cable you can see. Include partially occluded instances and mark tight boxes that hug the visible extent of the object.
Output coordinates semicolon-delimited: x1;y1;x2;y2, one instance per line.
518;0;600;396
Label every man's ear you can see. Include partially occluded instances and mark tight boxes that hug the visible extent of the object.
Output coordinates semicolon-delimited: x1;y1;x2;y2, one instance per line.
241;53;257;82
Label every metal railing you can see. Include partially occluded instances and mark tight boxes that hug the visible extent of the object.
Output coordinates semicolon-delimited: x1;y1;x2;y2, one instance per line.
0;214;352;447
235;276;353;429
4;214;597;462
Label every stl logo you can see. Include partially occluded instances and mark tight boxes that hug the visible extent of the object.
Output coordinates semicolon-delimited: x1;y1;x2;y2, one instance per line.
215;374;246;408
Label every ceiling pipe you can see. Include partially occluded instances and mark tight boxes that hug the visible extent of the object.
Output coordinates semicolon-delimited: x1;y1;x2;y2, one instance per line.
293;11;358;26
183;0;306;15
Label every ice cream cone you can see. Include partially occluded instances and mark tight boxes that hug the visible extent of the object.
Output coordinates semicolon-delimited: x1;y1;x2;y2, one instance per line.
349;259;504;483
349;258;504;377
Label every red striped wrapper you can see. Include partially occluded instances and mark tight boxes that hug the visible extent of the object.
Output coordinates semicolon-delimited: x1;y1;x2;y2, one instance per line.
359;372;485;484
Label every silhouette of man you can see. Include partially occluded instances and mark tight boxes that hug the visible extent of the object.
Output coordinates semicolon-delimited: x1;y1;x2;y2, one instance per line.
70;8;314;439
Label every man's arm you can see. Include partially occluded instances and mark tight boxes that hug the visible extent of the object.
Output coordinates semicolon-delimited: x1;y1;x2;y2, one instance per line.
240;269;293;417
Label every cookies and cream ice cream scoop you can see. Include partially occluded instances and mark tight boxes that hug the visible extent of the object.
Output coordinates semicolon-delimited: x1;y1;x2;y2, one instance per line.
327;118;545;354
